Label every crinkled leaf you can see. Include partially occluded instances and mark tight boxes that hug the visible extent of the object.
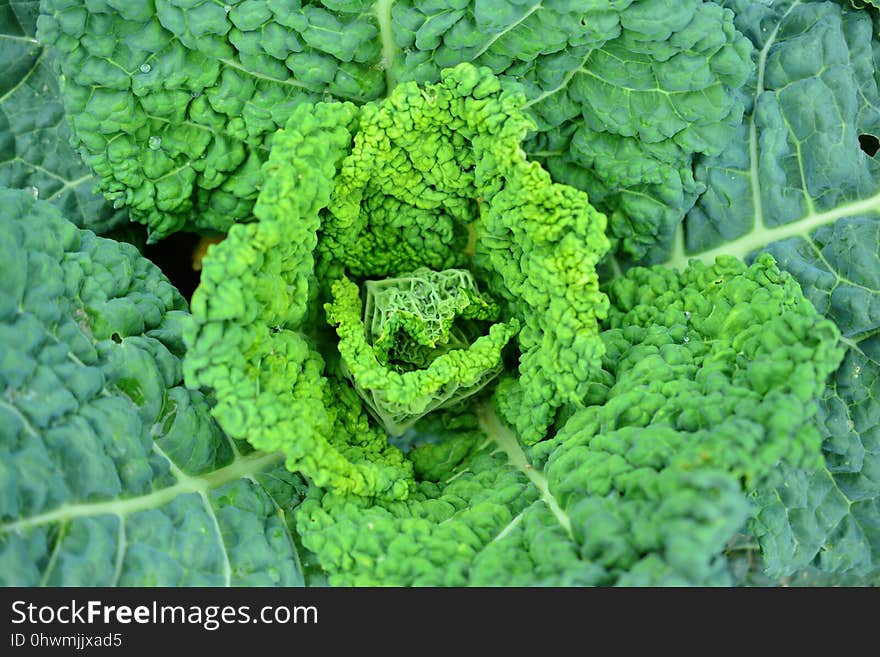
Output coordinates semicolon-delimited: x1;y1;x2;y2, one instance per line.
314;64;609;444
0;0;127;233
184;100;415;502
37;0;751;254
37;0;388;239
364;267;501;368
326;272;518;436
0;188;305;586
749;218;879;578
664;0;880;580
299;256;843;586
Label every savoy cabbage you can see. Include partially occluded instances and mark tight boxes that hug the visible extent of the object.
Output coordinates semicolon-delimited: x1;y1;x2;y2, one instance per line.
0;0;877;586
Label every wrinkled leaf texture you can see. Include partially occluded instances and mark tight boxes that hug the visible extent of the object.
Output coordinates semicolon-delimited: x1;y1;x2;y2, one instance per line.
4;0;878;584
0;0;127;233
673;0;879;581
0;188;308;586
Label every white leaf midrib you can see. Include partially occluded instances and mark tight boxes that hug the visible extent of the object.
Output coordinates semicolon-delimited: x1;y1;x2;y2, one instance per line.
668;190;880;269
477;404;572;537
0;450;285;534
373;0;397;96
668;0;880;270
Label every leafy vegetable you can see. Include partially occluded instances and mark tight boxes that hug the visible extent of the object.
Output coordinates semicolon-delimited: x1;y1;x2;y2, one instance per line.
0;0;876;587
0;188;305;585
185;63;609;497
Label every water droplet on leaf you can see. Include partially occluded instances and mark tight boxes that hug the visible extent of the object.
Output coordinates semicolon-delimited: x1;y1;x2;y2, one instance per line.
148;136;162;150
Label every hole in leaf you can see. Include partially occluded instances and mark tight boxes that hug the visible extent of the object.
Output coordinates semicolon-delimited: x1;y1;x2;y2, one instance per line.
858;133;879;157
111;332;122;344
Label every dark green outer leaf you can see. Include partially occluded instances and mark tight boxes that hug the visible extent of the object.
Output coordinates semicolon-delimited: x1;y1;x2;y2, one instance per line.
750;218;879;579
0;188;305;585
0;0;127;233
36;0;751;252
667;0;880;579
